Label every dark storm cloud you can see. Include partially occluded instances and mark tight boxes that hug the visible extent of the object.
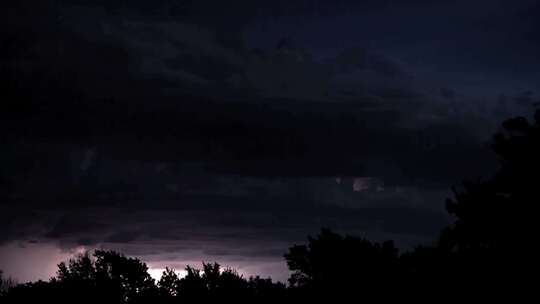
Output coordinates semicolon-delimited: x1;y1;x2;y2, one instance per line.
1;192;446;253
1;2;495;182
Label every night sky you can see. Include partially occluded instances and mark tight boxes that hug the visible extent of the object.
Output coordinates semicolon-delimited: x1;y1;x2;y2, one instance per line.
1;0;539;283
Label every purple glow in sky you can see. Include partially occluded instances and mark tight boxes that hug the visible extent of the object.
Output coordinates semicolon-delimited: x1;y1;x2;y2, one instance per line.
0;241;289;283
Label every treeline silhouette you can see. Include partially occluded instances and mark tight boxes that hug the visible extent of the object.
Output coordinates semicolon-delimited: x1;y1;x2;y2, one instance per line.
1;251;286;304
2;110;538;302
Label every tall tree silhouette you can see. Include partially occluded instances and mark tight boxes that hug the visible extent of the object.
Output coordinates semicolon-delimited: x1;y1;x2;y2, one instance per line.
157;267;181;301
177;265;206;299
438;110;540;289
284;228;401;297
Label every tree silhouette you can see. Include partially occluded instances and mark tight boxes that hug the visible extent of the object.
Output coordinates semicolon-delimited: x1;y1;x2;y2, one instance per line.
284;228;401;297
432;110;540;294
1;250;160;303
247;276;286;298
157;267;180;301
57;251;96;282
174;265;205;300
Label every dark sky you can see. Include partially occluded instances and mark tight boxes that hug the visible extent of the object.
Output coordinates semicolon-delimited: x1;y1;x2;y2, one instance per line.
1;0;539;282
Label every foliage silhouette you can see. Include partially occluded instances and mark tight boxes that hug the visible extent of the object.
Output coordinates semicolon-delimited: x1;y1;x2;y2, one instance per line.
157;267;180;300
285;228;400;291
435;110;540;293
3;250;159;304
156;262;286;302
0;254;286;303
